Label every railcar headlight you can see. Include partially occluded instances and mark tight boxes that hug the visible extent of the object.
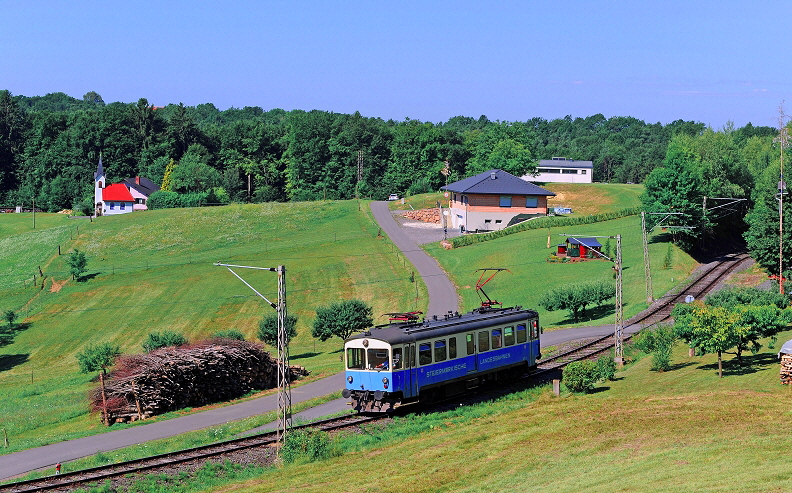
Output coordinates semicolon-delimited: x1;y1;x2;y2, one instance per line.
347;376;353;383
382;377;389;385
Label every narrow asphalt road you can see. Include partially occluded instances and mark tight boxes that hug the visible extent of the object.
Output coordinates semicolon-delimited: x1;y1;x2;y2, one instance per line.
370;201;459;316
0;201;626;481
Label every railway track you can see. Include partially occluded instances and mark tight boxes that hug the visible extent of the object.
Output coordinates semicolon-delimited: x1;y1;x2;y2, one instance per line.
1;252;752;493
535;251;751;374
0;414;383;493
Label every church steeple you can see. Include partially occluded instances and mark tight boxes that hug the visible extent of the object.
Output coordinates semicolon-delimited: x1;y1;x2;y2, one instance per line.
94;154;105;217
94;153;104;181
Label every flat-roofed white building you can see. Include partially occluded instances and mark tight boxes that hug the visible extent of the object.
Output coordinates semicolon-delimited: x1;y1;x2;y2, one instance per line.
524;157;593;184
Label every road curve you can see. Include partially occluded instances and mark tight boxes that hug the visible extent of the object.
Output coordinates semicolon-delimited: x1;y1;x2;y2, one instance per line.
370;201;459;316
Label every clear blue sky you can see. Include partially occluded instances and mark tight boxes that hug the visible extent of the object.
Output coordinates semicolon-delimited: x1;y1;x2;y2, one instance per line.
2;1;790;128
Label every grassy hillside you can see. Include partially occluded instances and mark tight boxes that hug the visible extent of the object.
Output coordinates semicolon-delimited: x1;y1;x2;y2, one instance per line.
210;331;792;493
426;214;696;328
0;202;424;453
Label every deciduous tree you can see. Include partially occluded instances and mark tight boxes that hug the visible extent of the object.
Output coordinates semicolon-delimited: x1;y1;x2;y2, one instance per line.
258;314;298;346
312;299;373;344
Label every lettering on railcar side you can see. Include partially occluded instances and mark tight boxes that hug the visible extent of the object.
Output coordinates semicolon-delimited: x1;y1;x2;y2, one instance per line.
480;353;511;365
426;364;467;377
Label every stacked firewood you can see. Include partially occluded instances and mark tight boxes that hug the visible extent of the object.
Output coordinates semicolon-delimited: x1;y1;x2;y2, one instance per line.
780;354;792;384
90;339;309;424
402;209;440;223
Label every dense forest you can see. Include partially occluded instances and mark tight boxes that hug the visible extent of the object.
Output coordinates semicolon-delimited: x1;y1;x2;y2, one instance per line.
3;88;776;212
1;89;788;276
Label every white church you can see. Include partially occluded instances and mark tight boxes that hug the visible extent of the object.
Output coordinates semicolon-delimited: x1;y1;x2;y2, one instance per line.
93;157;160;216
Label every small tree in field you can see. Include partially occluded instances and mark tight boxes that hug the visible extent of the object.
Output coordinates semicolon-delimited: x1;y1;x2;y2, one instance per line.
312;299;373;345
142;331;187;353
66;249;88;281
4;309;17;328
258;314;298;347
633;324;677;371
674;301;744;378
76;342;121;376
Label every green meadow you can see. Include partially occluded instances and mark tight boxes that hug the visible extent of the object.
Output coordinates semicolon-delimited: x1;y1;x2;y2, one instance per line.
0;202;423;453
427;214;697;328
219;331;792;493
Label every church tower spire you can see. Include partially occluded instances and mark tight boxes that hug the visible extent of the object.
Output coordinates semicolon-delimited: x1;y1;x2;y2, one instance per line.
94;153;105;216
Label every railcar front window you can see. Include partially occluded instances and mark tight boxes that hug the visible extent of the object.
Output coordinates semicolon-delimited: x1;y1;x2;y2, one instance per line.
478;331;489;352
347;348;365;369
492;329;503;349
504;327;515;346
449;337;457;359
434;340;447;362
392;347;403;370
516;324;527;343
419;343;432;365
368;349;390;370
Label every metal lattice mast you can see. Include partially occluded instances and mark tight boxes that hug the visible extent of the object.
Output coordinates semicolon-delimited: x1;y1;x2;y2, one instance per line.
641;211;653;304
214;263;292;444
776;103;788;294
276;265;292;440
614;234;624;364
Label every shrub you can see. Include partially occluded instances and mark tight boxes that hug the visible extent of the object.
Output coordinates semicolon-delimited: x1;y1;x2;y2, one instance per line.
142;331;188;353
563;360;600;393
279;429;332;464
633;325;677;371
595;356;616;381
212;329;245;341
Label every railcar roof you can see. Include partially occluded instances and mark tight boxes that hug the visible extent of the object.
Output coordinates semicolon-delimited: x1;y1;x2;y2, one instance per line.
346;307;538;346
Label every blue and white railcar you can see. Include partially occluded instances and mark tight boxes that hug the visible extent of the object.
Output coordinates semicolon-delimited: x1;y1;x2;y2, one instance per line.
342;307;540;412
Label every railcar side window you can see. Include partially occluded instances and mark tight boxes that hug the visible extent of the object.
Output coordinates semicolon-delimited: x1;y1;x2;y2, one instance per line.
504;327;515;346
347;348;365;369
368;349;390;370
419;343;432;365
407;345;415;368
466;333;475;355
449;337;457;359
434;340;447;362
516;324;527;343
531;320;539;339
393;347;403;370
478;331;489;352
491;329;503;349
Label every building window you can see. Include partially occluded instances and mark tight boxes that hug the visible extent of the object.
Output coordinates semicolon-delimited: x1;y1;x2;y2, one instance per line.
109;202;115;210
581;169;587;174
562;169;578;174
495;220;502;224
526;197;538;208
499;196;512;207
120;202;126;210
484;219;491;224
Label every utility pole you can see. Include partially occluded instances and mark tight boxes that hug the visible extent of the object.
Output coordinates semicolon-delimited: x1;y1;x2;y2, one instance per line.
215;263;292;443
775;103;789;294
641;211;652;304
560;234;623;364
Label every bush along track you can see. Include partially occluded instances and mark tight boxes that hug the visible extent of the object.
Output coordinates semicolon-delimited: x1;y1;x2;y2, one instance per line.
450;207;640;248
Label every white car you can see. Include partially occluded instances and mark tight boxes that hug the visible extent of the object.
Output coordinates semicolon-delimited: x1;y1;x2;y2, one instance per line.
388;194;399;201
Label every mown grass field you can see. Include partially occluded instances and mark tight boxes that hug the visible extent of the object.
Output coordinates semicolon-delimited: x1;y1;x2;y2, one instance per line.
426;214;697;328
0;202;424;453
210;331;792;493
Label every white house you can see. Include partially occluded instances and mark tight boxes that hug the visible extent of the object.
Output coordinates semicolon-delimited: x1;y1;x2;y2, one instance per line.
524;157;593;184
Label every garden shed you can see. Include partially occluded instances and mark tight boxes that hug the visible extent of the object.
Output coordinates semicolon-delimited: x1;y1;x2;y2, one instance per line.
557;237;602;258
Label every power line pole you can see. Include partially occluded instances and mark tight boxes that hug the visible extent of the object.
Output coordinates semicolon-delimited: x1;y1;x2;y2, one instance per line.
215;263;292;443
641;211;652;304
775;103;789;294
560;234;623;364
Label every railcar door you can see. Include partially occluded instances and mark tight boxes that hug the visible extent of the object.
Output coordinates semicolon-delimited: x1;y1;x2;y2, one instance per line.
405;343;418;398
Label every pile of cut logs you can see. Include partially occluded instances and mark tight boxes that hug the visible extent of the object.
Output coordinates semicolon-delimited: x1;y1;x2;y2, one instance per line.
402;209;440;223
90;339;309;424
780;353;792;384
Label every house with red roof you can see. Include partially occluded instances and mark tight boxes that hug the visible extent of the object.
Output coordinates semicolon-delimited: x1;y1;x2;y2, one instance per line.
93;157;159;216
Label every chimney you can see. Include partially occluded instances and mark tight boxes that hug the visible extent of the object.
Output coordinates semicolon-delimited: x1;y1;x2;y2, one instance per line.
135;176;140;185
490;172;496;180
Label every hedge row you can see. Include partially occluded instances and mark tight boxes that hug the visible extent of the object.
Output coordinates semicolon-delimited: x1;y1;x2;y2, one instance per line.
449;207;641;248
